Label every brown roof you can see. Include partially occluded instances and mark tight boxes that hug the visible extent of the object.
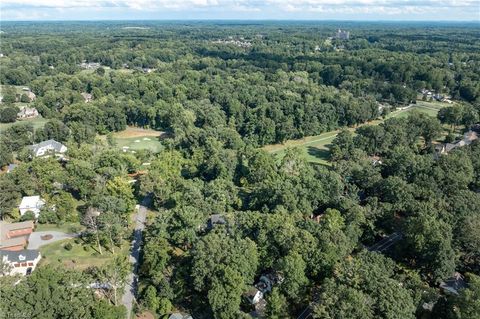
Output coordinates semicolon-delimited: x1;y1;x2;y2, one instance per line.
0;221;34;249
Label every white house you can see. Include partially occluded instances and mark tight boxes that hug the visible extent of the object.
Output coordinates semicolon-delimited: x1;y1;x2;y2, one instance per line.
19;196;45;218
29;139;67;157
0;249;41;276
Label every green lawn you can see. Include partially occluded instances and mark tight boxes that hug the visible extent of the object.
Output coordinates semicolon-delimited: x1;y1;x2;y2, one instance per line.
115;136;163;153
35;222;84;234
39;238;129;270
0;117;48;133
264;102;444;165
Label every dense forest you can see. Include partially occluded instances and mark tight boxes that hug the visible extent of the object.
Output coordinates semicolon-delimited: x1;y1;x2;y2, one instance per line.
0;21;479;319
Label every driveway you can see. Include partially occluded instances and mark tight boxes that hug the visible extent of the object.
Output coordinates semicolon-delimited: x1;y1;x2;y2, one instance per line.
27;231;77;249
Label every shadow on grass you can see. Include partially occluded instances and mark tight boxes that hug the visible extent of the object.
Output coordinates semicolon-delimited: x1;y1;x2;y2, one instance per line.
307;146;331;161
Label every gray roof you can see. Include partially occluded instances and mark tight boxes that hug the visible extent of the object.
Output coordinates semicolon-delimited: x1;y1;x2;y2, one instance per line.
0;249;40;263
29;139;65;154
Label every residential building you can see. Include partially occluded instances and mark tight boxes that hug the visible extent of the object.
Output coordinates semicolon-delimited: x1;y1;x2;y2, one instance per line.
169;313;193;319
245;287;264;305
81;92;93;103
436;130;479;155
206;214;227;230
17;106;39;119
29;139;67;157
0;249;41;276
19;196;45;218
0;221;34;251
440;272;467;295
6;163;17;173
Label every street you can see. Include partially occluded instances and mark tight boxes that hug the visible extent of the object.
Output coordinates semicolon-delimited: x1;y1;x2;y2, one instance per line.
121;196;149;319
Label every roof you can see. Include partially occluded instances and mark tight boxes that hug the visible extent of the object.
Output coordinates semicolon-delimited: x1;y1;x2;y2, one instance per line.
29;139;66;154
169;314;193;319
0;249;40;262
19;196;44;210
440;272;467;295
0;220;34;233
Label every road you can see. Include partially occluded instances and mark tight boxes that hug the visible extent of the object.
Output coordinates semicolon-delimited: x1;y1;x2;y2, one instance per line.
368;232;403;253
121;196;149;319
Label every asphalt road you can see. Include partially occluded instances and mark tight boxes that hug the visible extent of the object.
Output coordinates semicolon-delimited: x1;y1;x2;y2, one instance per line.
121;197;149;319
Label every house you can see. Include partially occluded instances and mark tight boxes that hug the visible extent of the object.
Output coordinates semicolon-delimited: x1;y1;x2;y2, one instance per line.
6;163;17;173
0;249;41;276
440;272;467;295
79;62;101;69
206;214;227;230
17;106;39;119
245;287;264;305
19;196;45;218
29;139;67;157
81;92;93;103
168;313;193;319
0;221;34;251
25;91;36;102
435;130;479;156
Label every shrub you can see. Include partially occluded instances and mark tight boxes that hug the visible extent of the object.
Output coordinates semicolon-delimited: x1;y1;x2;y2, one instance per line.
64;243;73;251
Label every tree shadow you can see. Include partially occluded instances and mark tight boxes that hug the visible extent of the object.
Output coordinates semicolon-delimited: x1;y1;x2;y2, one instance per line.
307;146;331;161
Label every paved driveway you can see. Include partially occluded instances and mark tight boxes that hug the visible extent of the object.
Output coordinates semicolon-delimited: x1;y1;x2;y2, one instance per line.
27;231;77;249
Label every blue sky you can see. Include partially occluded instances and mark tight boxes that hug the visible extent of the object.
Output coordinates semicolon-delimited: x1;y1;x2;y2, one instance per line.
1;0;479;21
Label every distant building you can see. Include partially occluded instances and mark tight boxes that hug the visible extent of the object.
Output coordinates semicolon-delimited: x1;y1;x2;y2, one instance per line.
168;313;193;319
29;139;67;157
81;92;93;103
0;221;34;251
6;163;17;173
79;62;101;70
335;29;350;40
440;272;467;295
17;106;39;119
18;196;45;218
206;214;227;230
436;130;479;155
0;249;41;276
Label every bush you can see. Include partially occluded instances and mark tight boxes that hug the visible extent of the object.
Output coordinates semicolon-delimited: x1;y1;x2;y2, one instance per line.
20;211;36;221
64;243;73;251
0;107;19;123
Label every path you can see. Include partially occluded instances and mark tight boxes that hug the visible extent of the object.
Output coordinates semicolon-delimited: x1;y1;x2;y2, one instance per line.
121;196;149;319
27;231;77;249
368;232;403;253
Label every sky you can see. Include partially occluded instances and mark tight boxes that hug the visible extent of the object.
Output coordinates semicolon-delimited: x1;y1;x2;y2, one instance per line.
1;0;479;21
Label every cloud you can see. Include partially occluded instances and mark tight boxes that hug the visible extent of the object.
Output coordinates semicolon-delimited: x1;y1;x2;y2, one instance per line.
1;0;479;20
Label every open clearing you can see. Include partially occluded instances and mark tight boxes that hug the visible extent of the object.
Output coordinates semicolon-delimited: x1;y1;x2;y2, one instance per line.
0;117;48;133
264;102;445;165
111;126;164;153
39;238;129;270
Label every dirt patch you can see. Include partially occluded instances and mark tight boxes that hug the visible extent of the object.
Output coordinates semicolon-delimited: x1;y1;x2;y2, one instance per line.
113;126;163;139
136;311;155;319
41;234;53;240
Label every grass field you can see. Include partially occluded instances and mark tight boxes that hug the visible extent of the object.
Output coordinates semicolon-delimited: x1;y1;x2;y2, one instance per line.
264;101;446;165
0;117;48;133
35;222;84;233
39;238;129;270
110;126;164;153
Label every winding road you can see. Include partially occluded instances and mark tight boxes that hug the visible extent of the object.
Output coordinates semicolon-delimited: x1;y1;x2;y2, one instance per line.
121;196;149;319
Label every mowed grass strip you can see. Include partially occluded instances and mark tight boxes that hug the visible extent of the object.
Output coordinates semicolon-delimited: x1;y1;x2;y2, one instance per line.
264;102;443;164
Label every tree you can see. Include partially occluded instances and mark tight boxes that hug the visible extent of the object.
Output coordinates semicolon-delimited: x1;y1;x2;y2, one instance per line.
313;279;374;319
0;176;21;220
99;256;131;306
0;107;19;123
277;252;308;303
265;288;289;319
208;267;245;319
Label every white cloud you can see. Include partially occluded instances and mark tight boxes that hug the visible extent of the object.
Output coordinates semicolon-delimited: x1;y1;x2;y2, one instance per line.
1;0;479;19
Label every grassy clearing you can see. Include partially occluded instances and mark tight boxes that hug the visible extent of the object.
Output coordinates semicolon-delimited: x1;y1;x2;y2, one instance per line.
39;238;129;270
110;127;164;153
35;222;85;234
264;102;444;164
0;117;48;133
